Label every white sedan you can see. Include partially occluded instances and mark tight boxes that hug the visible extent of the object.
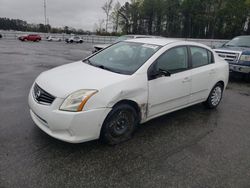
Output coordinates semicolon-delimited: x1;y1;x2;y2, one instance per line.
28;38;229;145
46;36;62;42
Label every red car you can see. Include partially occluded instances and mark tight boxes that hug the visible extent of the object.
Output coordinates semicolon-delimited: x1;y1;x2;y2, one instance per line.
19;34;41;42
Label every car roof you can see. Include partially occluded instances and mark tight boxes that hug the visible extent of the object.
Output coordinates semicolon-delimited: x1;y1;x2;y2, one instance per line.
126;37;212;49
126;38;180;46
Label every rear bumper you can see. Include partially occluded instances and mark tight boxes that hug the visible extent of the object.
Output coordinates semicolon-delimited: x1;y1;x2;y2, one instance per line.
28;87;111;143
229;64;250;74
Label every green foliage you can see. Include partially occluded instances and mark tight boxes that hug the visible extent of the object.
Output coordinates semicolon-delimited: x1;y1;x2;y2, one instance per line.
112;0;250;39
0;17;90;35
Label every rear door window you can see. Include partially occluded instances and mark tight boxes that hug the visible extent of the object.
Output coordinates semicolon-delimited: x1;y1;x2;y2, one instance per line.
190;47;210;68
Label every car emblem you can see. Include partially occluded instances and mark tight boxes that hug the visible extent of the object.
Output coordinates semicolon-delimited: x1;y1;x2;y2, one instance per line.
35;90;41;99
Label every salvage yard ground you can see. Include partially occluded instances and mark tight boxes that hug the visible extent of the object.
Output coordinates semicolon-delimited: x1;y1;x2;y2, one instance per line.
0;40;250;188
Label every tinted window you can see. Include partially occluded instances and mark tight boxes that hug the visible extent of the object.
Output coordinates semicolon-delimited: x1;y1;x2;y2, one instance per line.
208;50;214;64
190;47;210;68
156;46;188;74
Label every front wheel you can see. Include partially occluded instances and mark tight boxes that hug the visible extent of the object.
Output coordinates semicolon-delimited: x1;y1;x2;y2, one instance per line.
100;104;138;145
204;83;223;109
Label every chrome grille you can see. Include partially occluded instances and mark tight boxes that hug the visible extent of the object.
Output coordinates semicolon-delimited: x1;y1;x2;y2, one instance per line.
215;50;240;63
33;83;55;105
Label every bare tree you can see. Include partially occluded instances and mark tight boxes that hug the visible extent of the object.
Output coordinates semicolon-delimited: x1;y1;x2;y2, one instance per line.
111;2;121;33
102;0;114;32
98;19;105;32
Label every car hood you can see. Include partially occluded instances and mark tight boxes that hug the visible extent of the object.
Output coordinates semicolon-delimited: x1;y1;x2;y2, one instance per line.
215;46;250;52
35;61;129;98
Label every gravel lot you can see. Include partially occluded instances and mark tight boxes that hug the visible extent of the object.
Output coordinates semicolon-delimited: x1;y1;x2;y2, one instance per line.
0;39;250;188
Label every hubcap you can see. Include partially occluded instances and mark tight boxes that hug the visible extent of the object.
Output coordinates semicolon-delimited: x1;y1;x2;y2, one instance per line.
211;86;222;106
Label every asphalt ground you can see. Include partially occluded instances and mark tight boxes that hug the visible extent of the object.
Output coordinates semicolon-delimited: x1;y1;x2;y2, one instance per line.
0;39;250;188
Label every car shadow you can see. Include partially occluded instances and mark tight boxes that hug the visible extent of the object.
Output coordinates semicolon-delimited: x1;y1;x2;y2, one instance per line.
229;72;250;83
35;102;218;154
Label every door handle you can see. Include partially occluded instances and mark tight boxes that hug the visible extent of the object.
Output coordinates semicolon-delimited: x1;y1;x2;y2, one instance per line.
182;77;191;83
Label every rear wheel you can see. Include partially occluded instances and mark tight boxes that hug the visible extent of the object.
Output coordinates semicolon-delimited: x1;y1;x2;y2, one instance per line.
204;83;223;109
100;104;138;145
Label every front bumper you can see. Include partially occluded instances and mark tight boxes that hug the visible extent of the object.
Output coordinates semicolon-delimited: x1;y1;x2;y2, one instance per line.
229;64;250;74
28;87;111;143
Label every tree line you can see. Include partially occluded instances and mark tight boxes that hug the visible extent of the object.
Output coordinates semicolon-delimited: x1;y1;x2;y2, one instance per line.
99;0;250;39
0;17;90;35
1;0;250;39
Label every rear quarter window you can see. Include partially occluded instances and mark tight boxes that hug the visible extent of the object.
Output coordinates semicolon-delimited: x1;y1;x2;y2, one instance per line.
190;46;214;68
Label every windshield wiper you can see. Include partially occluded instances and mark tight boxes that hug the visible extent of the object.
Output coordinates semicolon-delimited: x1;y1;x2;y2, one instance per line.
82;58;90;64
83;59;97;67
225;44;235;47
82;59;126;74
94;64;113;71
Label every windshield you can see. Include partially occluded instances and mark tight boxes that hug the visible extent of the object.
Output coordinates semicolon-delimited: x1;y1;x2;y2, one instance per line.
225;36;250;48
85;42;161;75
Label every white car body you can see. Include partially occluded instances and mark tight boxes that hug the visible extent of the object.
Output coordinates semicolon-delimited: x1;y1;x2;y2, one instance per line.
29;38;229;143
47;36;62;42
66;36;83;43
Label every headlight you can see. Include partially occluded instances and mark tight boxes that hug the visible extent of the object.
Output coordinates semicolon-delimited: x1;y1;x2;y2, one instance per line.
240;55;250;62
60;89;98;112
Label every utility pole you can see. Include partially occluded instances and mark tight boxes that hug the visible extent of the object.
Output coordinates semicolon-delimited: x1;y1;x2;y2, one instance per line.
44;0;47;26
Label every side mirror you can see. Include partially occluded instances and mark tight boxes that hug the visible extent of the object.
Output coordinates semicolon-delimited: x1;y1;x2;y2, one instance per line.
148;68;171;80
158;69;171;77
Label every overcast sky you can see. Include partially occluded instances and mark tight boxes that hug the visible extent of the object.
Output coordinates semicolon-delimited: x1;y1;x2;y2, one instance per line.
0;0;128;30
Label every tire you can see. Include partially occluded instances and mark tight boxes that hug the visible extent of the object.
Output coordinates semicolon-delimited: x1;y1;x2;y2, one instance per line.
100;104;138;145
79;40;83;43
70;40;73;43
204;83;224;109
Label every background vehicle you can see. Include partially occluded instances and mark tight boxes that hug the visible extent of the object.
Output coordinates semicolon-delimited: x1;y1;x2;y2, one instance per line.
19;34;41;42
214;35;250;76
92;35;160;53
46;36;62;42
65;36;83;43
29;38;229;145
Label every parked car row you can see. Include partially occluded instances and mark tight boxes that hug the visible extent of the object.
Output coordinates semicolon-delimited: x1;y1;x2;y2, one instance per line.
3;31;250;76
16;34;84;43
